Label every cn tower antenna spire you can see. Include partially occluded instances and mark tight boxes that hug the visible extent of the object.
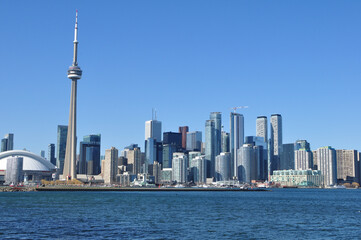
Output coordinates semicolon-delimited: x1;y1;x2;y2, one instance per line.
73;10;79;66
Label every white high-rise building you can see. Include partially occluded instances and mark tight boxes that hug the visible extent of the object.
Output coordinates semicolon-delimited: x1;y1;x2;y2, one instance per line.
172;154;187;183
294;149;313;170
270;114;282;172
230;112;244;178
317;146;337;186
145;120;162;142
256;116;267;143
237;144;254;183
215;152;231;181
192;155;207;184
104;147;118;185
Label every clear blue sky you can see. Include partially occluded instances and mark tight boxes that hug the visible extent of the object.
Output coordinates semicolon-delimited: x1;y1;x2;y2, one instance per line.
1;1;361;155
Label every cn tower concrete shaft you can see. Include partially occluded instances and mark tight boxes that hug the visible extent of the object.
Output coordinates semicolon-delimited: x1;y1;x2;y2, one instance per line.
63;11;82;180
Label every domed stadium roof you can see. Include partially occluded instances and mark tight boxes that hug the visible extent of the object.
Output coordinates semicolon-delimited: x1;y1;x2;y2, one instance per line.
0;150;56;172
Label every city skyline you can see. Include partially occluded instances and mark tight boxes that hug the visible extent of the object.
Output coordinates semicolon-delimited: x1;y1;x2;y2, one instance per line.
1;1;361;154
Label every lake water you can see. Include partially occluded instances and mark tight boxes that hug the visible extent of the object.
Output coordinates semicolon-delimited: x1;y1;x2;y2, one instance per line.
1;189;360;239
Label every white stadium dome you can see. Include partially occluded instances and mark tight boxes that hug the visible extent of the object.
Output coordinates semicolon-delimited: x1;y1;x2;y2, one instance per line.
0;150;56;172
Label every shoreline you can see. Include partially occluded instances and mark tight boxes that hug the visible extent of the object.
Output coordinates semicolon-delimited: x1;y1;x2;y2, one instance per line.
34;187;269;192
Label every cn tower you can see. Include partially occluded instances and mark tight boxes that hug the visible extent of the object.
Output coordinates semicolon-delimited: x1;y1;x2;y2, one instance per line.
63;10;82;180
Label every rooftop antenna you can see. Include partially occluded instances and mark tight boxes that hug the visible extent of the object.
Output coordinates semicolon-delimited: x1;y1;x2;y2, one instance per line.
152;108;154;120
231;106;249;113
155;108;157;120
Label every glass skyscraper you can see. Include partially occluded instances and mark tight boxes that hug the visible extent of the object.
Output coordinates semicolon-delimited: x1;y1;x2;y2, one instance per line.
56;125;68;173
205;120;215;178
79;134;101;175
186;131;202;151
48;143;56;166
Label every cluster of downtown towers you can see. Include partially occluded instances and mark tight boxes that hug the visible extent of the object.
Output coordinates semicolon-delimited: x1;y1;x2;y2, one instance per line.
52;113;287;184
48;13;356;186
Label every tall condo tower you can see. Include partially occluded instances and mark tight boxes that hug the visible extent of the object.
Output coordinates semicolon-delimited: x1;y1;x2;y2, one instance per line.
270;114;282;173
63;11;82;180
230;112;244;178
256;116;267;143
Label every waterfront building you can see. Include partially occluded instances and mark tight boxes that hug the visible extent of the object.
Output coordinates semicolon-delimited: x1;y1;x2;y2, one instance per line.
5;157;23;184
205;120;215;178
280;143;294;170
215;152;231;181
271;169;323;187
63;12;82;180
317;146;337;186
336;149;358;183
161;168;172;184
153;161;162;185
56;125;68;172
186;131;202;151
145;120;162;143
172;154;187;183
48;144;56;166
104;147;118;185
163;132;182;150
179;126;189;150
221;131;230;153
210;112;222;156
119;173;130;186
245;136;267;180
191;155;207;184
79;134;101;175
270;114;282;173
230;112;244;178
0;150;56;184
294;140;311;151
127;147;141;175
237;144;255;183
295;149;313;170
256;116;267;144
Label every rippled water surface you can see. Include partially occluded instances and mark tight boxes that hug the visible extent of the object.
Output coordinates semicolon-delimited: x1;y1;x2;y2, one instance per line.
1;189;361;239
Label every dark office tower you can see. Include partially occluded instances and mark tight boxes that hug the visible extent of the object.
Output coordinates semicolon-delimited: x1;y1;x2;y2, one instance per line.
56;125;68;173
1;133;14;152
179;126;189;150
205;120;215;178
294;140;311;151
1;139;7;152
270;114;282;173
163;132;182;151
162;144;177;168
221;131;230;153
118;156;127;166
210;112;222;156
79;134;101;175
48;144;56;166
280;143;294;170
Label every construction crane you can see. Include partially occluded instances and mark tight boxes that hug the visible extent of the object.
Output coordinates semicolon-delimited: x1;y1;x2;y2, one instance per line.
231;106;249;113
